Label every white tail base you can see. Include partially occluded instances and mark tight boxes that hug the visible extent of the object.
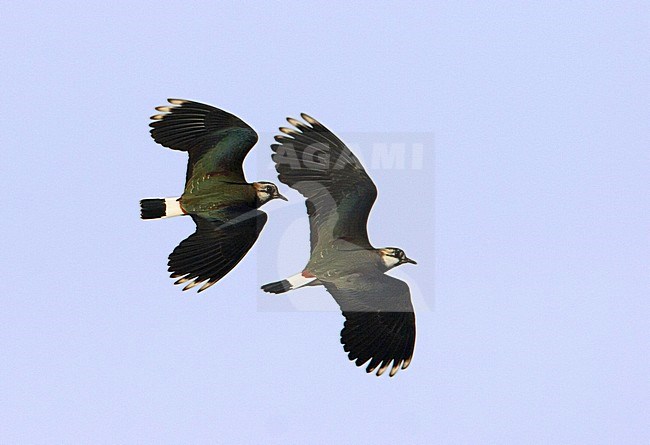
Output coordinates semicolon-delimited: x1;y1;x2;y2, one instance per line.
163;197;184;218
287;273;317;290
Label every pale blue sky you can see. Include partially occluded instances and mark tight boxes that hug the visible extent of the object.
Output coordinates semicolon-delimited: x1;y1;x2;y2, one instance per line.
2;2;649;444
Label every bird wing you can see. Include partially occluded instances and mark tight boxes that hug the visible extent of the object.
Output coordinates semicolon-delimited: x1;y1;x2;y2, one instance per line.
323;273;416;377
271;114;377;252
149;99;258;184
167;208;267;293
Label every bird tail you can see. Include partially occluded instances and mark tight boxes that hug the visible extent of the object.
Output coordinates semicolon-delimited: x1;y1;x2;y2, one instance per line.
140;197;185;220
261;273;318;294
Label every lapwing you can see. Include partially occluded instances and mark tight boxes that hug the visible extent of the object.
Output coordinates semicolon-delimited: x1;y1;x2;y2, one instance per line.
262;114;417;377
140;99;287;293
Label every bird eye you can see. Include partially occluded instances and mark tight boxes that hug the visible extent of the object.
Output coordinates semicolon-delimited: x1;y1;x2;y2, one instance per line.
265;186;274;193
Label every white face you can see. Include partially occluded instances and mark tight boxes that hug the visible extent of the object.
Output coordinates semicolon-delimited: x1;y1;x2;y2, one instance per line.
381;253;401;268
254;182;288;205
255;182;278;204
380;247;416;269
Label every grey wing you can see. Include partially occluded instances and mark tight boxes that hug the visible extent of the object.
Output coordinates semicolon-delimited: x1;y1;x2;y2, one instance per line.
149;99;258;183
271;114;377;251
323;273;416;377
167;209;267;293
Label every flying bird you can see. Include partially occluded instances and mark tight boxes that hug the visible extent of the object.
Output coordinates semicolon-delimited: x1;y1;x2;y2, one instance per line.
262;114;417;377
140;99;287;292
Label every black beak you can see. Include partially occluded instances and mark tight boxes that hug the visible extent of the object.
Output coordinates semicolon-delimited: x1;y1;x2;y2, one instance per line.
403;257;417;265
274;193;288;201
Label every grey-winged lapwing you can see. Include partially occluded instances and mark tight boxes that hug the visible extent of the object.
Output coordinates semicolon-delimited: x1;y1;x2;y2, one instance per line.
262;113;417;377
140;99;287;293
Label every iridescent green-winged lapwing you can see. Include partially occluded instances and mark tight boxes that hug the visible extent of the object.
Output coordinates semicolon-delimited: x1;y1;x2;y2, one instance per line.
140;99;287;293
262;114;417;377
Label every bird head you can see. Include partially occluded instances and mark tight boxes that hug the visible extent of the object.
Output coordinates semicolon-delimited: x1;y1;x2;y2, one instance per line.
253;181;288;205
379;247;417;269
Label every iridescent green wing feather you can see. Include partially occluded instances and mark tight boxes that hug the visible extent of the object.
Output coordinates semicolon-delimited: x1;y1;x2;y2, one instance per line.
149;99;258;185
167;208;267;293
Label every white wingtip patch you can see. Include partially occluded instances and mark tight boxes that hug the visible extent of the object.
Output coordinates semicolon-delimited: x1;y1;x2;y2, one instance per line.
174;276;191;285
168;98;186;105
197;280;216;293
287;117;302;127
279;127;299;136
172;275;215;293
376;361;391;376
300;113;319;125
182;280;202;291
